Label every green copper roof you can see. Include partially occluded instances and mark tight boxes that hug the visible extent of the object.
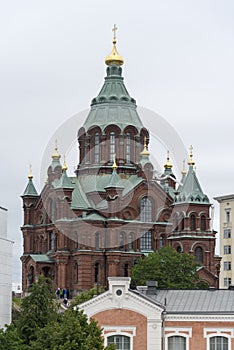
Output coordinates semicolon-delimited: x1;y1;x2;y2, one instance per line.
105;169;124;189
174;166;209;204
22;179;38;197
83;65;144;132
30;254;54;263
52;171;74;189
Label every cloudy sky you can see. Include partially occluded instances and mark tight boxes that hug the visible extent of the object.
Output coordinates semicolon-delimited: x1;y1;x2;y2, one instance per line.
1;1;233;285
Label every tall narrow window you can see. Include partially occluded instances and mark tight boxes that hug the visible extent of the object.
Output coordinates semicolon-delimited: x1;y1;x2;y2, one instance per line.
49;231;54;251
168;336;186;350
224;261;231;270
128;233;133;250
95;232;100;250
190;214;196;230
74;262;78;284
125;132;131;163
140;197;152;222
124;263;128;277
94;262;99;283
94;132;99;163
225;209;231;223
174;214;179;231
110;132;115;162
195;246;203;263
119;233;124;251
201;215;206;231
140;231;152;251
210;336;228;350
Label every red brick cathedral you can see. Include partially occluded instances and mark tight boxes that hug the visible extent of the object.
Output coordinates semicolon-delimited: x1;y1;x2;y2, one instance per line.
21;29;220;294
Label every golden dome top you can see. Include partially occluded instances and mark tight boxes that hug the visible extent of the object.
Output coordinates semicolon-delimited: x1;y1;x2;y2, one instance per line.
105;24;124;66
112;154;118;170
28;164;33;180
181;159;187;176
62;155;68;172
188;145;195;166
164;151;173;169
140;136;150;157
52;140;61;160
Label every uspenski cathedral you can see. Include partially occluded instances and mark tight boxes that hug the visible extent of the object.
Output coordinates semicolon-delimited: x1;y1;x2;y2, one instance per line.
21;27;221;294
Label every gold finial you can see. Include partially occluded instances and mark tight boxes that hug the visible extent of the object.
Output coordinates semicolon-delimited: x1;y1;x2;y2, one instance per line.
52;140;61;160
181;159;187;176
105;24;124;66
188;145;195;166
112;154;117;170
28;164;33;180
140;136;150;157
164;150;173;169
62;155;68;172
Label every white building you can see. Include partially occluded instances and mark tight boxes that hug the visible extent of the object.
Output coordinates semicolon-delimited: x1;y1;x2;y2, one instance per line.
214;194;234;288
0;206;13;328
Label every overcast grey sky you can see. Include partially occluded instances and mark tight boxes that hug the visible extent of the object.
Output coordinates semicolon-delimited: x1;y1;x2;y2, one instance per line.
1;0;233;285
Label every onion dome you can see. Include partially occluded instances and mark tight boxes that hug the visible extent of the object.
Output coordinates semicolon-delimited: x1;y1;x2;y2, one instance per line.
105;24;124;66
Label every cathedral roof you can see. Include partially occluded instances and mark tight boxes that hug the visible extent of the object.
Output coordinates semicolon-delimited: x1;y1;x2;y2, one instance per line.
82;28;144;133
175;165;209;204
22;167;38;197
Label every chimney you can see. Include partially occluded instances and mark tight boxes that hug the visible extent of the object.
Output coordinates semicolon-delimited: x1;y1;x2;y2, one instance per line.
146;281;158;295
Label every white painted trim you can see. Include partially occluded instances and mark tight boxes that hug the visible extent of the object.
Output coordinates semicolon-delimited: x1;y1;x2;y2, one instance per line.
165;328;192;350
103;329;135;350
203;329;232;350
166;314;234;322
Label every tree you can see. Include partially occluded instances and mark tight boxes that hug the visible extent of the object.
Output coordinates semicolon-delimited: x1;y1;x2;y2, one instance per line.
131;246;206;289
0;276;114;350
30;308;107;350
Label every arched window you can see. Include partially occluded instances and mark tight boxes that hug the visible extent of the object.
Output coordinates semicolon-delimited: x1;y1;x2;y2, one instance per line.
190;214;196;230
94;262;99;283
168;336;186;350
49;198;55;223
140;197;152;222
128;233;133;250
174;214;179;231
177;246;182;253
74;262;78;284
95;232;100;250
94;132;99;163
181;217;185;230
49;231;54;251
209;336;228;350
195;246;203;263
159;236;164;248
110;132;115;162
119;233;124;251
201;215;206;231
125;132;131;163
140;231;152;251
107;335;130;350
124;263;128;277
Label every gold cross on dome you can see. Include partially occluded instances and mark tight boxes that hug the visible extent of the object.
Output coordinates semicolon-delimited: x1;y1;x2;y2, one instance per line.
112;24;117;41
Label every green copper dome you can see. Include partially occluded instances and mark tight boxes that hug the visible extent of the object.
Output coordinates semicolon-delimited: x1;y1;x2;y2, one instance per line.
82;65;144;132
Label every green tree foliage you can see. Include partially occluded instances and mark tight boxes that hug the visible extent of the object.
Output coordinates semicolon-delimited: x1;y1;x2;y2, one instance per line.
72;285;105;306
131;246;206;289
0;276;114;350
30;308;105;350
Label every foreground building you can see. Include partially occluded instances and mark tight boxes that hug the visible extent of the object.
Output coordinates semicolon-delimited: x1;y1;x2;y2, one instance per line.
0;206;13;328
215;194;234;288
21;28;220;294
80;277;234;350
